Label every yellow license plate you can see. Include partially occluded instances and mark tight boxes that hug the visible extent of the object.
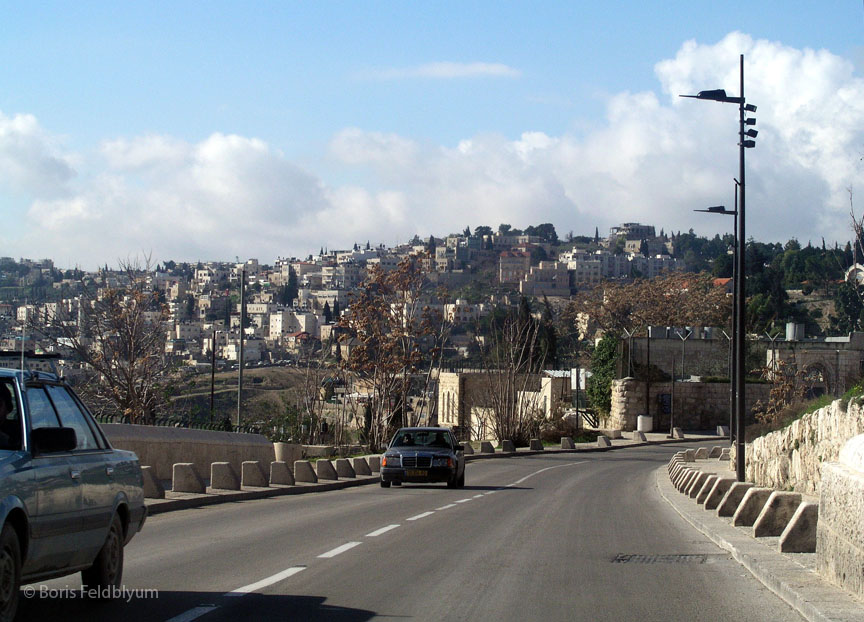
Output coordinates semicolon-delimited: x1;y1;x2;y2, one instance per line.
406;469;427;477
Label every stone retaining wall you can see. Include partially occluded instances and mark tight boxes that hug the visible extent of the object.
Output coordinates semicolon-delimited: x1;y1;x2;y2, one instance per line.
746;397;864;495
609;379;771;432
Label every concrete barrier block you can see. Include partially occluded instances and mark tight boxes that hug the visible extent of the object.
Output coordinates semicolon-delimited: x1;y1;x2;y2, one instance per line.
294;460;318;483
688;472;712;498
683;449;696;462
753;491;802;537
673;427;685;439
671;463;688;481
694;447;709;460
479;441;495;453
352;457;372;476
605;430;623;440
633;431;647;442
708;446;723;458
270;461;295;485
316;459;339;481
367;456;381;473
672;467;691;488
598;435;612;448
172;463;206;493
335;458;356;478
241;461;269;487
141;466;165;499
678;470;698;492
561;437;576;450
461;443;474;455
210;462;240;490
273;442;303;465
501;440;516;452
779;502;818;553
704;477;737;510
717;425;730;436
529;439;543;451
696;475;719;504
717;482;754;516
675;467;696;488
733;487;774;527
304;445;336;458
719;447;730;459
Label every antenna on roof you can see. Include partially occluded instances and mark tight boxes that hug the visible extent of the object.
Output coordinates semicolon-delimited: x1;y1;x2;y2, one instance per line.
19;304;26;389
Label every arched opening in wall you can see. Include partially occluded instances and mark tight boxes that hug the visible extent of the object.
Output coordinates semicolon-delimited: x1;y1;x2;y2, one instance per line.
803;364;829;399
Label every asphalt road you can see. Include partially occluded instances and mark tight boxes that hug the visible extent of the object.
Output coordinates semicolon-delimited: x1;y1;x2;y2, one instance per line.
22;442;805;622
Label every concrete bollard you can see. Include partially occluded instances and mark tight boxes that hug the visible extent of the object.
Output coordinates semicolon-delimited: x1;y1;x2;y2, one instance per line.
680;470;700;493
172;463;206;494
683;449;696;462
708;446;723;458
633;431;648;442
694;447;709;460
696;475;719;504
210;462;241;490
241;461;269;487
294;460;318;483
688;472;713;498
717;482;754;517
598;435;612;448
480;441;496;453
335;458;356;478
779;502;818;553
316;460;339;481
672;467;691;489
367;456;381;473
716;425;730;436
501;440;516;452
704;477;737;511
719;448;731;461
673;427;685;439
352;457;372;476
270;461;295;485
529;439;544;451
561;437;576;450
753;491;803;537
141;466;165;499
675;466;696;488
732;487;774;527
461;443;474;455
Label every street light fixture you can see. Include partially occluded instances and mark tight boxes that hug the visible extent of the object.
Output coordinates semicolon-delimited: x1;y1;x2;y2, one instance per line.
682;54;756;482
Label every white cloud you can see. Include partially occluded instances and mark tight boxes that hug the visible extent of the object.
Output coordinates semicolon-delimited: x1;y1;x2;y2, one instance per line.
5;32;864;268
361;61;521;80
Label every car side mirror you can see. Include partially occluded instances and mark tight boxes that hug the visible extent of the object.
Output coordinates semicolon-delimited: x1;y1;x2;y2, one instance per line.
32;427;77;455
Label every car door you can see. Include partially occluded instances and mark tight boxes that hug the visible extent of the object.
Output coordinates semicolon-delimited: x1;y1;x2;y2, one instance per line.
23;384;81;575
44;383;116;566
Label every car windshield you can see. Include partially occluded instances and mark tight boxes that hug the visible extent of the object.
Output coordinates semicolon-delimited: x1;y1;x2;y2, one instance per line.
390;430;451;449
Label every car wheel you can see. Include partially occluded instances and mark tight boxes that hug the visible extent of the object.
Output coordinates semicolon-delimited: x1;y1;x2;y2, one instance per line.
0;524;20;622
446;474;458;488
380;480;391;488
81;513;124;596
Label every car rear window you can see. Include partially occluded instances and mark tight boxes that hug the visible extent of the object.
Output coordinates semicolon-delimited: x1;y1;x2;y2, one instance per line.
391;430;452;448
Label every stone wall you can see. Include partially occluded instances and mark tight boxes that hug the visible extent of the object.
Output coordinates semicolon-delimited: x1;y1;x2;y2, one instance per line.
746;397;864;495
609;379;771;432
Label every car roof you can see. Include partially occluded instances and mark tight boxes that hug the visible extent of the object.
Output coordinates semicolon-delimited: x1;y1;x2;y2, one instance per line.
396;427;450;432
0;367;59;382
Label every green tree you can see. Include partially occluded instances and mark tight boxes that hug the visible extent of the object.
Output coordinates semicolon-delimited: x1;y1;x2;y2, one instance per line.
586;334;619;415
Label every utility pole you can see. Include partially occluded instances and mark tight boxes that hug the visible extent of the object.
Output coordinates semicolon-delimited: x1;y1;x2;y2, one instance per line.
237;268;246;429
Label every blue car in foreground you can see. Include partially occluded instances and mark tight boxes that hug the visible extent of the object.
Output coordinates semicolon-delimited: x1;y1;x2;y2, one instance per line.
0;368;146;621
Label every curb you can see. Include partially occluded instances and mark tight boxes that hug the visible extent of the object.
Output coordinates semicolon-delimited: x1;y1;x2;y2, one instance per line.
655;464;864;622
145;435;724;515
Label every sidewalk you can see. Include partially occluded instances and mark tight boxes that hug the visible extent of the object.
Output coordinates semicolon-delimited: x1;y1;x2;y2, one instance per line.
656;461;864;622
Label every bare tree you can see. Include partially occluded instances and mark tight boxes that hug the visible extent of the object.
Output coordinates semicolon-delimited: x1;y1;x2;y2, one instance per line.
31;258;172;423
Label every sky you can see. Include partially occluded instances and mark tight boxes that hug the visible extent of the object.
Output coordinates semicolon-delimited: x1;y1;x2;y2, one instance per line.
1;1;864;270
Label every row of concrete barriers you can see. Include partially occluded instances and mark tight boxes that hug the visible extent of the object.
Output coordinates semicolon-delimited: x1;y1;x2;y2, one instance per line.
142;456;383;498
667;448;817;553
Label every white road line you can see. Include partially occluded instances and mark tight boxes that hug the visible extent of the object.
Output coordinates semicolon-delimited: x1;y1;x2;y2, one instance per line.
407;511;435;521
473;494;484;498
366;524;400;537
455;498;472;503
318;542;362;558
506;461;586;487
226;566;307;596
436;503;457;510
166;605;219;622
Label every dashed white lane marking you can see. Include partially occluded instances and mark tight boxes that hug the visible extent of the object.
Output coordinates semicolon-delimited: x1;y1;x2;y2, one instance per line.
318;542;362;558
506;461;586;487
407;511;435;521
226;566;307;596
436;503;457;510
473;494;484;498
166;605;219;622
455;498;472;503
366;524;400;537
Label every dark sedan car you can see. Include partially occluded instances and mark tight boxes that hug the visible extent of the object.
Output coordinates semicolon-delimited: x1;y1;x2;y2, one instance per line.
380;427;465;488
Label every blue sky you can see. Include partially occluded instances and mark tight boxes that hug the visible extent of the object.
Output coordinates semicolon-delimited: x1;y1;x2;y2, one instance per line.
1;1;864;268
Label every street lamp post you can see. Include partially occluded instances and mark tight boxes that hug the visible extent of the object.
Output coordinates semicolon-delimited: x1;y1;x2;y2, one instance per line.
682;54;756;482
